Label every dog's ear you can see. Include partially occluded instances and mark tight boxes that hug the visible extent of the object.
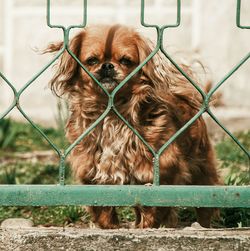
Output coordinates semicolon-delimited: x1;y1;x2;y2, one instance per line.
135;34;205;110
135;34;171;95
45;31;84;96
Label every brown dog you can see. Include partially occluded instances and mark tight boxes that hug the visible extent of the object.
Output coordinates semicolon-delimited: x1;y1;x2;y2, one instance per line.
46;25;220;229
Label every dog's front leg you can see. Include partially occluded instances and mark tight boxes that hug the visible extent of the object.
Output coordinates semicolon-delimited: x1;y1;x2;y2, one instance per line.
86;206;119;229
195;207;218;228
134;206;178;228
134;206;157;228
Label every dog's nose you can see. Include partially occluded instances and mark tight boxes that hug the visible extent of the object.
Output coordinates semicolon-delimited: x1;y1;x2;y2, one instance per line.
101;63;115;77
102;63;114;70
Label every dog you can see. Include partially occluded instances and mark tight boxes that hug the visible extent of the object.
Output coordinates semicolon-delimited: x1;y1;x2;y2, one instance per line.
46;24;220;229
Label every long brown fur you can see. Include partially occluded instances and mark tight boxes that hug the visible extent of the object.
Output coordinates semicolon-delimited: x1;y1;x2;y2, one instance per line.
46;25;220;229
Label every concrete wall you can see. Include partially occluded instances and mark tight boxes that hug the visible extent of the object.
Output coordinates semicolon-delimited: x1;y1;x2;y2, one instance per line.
0;0;249;126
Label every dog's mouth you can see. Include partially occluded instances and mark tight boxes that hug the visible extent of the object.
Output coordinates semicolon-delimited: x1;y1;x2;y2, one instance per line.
99;78;118;91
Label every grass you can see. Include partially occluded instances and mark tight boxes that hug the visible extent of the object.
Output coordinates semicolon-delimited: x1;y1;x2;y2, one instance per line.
215;131;250;186
0;162;72;185
0;206;89;227
0;118;249;228
0;118;66;154
215;131;250;228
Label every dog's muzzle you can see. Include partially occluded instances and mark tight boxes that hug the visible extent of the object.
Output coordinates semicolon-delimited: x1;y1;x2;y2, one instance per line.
99;63;118;90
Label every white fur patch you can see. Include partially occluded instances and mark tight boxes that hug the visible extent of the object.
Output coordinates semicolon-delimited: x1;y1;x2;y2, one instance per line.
93;115;142;184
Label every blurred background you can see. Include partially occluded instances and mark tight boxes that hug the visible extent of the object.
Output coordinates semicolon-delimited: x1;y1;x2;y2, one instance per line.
0;0;250;128
0;0;249;227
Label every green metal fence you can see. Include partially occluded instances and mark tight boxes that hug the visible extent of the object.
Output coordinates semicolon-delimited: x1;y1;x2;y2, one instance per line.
0;0;249;208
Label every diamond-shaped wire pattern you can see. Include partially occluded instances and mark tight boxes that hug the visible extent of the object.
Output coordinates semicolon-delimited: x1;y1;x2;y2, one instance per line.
0;0;249;207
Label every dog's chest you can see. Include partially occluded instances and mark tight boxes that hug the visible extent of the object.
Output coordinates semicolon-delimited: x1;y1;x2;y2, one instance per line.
92;115;140;184
99;115;135;160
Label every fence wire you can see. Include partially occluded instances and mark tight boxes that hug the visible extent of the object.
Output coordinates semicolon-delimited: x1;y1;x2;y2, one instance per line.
0;0;249;207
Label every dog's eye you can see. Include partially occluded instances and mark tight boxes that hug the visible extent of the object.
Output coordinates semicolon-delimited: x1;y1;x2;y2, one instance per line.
86;57;99;66
119;57;133;66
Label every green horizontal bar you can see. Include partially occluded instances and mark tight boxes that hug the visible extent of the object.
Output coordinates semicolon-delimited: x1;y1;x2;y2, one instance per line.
0;185;249;207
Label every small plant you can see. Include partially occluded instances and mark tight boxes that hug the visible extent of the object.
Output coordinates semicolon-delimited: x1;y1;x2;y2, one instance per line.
0;162;72;185
216;131;250;227
0;119;18;149
118;207;135;223
0;118;66;152
220;208;250;228
0;166;16;184
0;206;89;227
216;131;250;186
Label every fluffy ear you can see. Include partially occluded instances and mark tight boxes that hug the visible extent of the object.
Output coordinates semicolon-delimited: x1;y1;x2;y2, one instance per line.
135;34;173;98
45;31;84;96
136;34;205;109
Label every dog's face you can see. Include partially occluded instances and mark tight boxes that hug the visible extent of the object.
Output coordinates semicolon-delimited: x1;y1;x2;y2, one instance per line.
46;25;156;95
79;25;141;91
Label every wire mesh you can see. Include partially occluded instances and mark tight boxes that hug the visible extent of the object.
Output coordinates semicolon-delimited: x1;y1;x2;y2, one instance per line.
0;0;249;207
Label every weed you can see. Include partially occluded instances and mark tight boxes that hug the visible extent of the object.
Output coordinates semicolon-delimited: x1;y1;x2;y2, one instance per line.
0;119;18;149
0;118;66;152
216;131;250;227
0;206;89;227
